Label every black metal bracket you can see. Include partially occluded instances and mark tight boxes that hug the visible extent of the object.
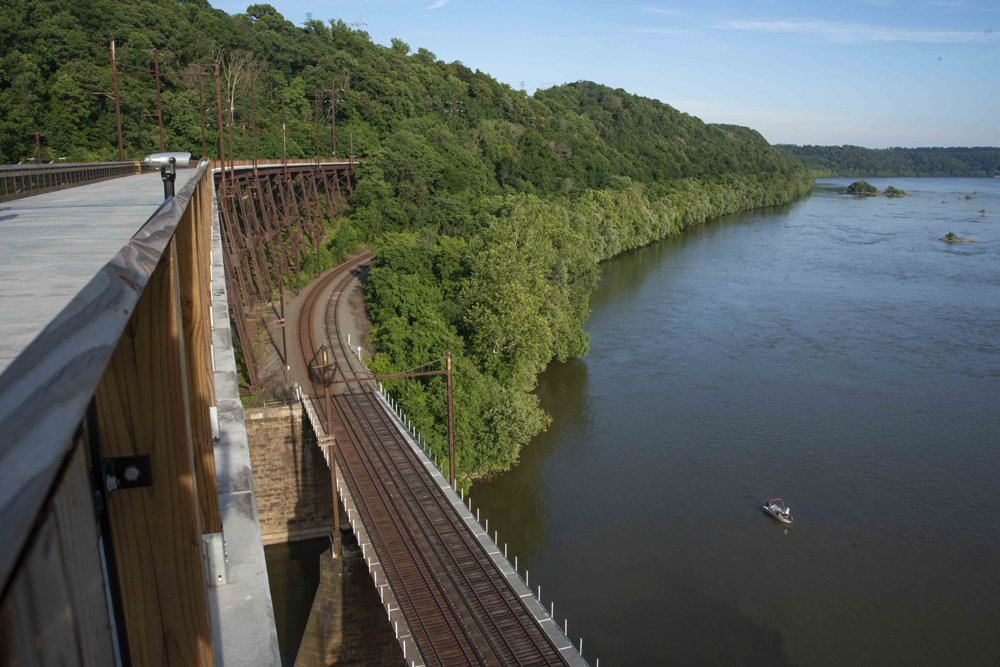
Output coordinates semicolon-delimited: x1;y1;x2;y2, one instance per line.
102;455;152;492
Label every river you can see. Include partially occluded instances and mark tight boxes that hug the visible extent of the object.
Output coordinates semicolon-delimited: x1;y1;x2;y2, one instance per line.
470;178;1000;667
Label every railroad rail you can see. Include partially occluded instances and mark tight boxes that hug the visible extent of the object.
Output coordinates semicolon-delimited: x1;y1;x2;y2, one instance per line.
296;257;579;667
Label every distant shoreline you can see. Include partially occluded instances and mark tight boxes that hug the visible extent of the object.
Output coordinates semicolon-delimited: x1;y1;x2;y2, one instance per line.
777;145;1000;179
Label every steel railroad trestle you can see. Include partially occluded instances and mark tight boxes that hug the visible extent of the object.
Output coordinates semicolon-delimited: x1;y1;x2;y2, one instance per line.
214;161;355;393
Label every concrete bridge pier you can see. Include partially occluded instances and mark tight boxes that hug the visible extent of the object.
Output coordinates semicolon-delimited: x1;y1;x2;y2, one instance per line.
293;544;407;667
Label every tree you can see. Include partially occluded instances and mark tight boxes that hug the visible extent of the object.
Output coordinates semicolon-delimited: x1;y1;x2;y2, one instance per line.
391;38;410;55
846;180;878;195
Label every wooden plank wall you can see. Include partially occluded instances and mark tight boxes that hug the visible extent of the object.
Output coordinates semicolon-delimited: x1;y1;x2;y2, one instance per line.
0;440;115;667
177;172;222;534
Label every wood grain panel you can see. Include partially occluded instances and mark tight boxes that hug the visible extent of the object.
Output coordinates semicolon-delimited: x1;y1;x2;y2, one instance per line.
12;516;82;667
95;242;214;666
52;443;115;667
176;179;222;534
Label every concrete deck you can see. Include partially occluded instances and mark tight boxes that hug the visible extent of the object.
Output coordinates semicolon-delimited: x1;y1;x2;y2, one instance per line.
0;170;197;373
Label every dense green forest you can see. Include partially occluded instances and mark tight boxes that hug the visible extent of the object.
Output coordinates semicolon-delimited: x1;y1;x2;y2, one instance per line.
0;0;812;483
778;144;1000;178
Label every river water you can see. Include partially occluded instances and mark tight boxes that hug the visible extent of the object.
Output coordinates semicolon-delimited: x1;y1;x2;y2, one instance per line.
471;178;1000;667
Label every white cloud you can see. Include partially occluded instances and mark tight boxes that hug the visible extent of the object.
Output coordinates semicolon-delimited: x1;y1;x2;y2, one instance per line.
425;0;451;9
719;19;990;43
641;6;681;15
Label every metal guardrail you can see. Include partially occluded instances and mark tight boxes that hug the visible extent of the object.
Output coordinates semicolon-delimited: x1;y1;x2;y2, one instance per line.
0;161;151;201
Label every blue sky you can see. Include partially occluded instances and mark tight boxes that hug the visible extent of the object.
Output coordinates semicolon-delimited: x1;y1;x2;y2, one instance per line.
214;0;998;147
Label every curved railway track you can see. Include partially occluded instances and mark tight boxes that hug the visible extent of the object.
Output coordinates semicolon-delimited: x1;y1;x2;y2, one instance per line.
297;254;571;667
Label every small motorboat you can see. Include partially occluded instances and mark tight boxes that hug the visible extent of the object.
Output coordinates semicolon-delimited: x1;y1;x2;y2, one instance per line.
763;498;793;524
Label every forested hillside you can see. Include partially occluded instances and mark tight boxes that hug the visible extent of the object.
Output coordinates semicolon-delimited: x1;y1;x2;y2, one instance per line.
778;145;1000;178
0;1;812;483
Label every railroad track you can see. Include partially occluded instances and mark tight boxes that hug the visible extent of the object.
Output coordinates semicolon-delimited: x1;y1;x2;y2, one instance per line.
295;250;370;390
298;254;571;667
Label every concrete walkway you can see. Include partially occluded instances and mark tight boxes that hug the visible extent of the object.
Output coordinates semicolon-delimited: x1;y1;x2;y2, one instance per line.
0;170;198;373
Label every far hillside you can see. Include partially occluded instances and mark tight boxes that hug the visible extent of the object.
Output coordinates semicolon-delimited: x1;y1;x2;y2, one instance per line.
0;0;812;480
777;145;999;178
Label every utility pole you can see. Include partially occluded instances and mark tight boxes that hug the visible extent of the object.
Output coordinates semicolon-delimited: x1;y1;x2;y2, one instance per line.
197;68;206;159
446;351;455;489
110;39;124;161
331;76;337;158
314;94;321;168
153;49;165;151
250;65;259;173
214;62;226;194
319;343;340;555
332;446;340;555
279;277;287;380
453;92;457;136
281;96;288;178
323;348;333;437
26;133;44;163
226;88;236;185
314;94;321;271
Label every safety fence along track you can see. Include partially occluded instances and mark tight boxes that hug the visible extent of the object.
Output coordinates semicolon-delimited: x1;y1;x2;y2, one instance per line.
297;257;582;667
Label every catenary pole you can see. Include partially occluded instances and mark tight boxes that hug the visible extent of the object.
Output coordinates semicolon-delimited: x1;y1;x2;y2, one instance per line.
250;65;259;173
197;67;206;159
312;94;321;270
110;39;124;161
447;352;455;489
153;49;165;151
281;97;288;178
214;62;226;193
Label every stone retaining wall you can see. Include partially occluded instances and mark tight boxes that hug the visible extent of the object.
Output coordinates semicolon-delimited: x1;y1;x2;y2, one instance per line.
245;403;336;544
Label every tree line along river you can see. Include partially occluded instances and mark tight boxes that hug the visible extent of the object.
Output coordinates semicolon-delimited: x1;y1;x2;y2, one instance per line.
470;177;1000;667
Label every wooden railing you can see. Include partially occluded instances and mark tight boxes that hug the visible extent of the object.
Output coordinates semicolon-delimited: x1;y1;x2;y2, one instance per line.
0;163;220;666
0;158;360;203
0;161;151;201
